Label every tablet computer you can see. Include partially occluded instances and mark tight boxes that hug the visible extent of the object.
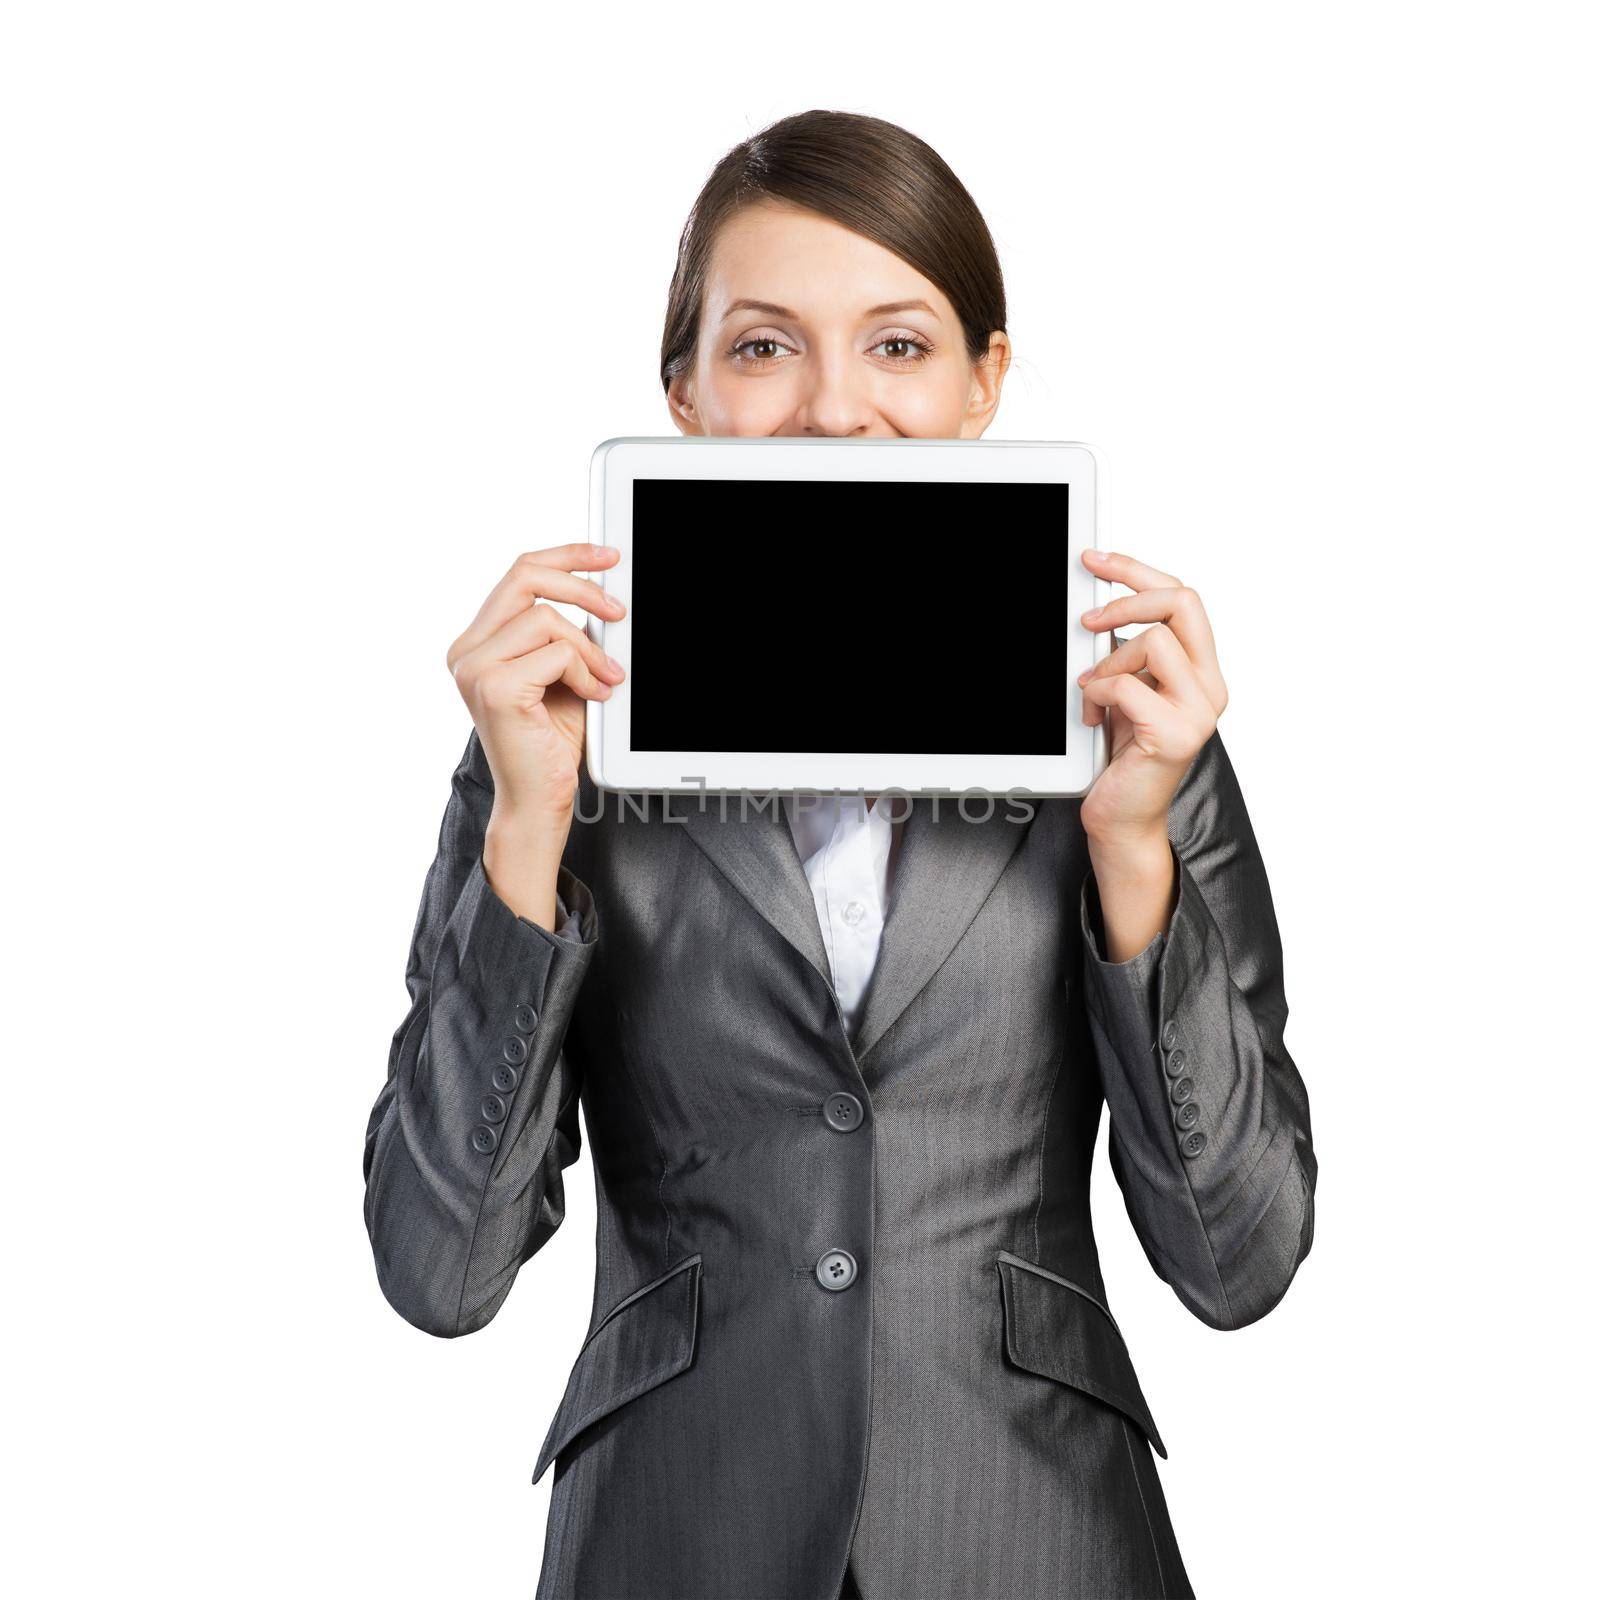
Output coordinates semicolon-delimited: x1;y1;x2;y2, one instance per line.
582;436;1111;798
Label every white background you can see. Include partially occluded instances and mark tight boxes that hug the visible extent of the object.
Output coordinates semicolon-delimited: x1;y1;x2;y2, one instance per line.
3;3;1595;1596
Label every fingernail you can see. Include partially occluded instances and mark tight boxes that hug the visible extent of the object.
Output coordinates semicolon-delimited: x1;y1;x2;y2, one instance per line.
607;654;624;674
609;595;626;612
1083;606;1103;621
1077;668;1091;683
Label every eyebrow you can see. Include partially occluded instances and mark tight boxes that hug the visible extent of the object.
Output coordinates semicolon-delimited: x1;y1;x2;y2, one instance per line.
719;296;940;322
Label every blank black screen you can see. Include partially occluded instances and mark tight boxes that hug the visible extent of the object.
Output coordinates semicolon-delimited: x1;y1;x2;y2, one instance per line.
628;477;1069;755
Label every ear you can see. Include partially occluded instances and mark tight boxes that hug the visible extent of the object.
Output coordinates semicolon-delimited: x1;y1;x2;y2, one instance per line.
666;371;703;436
959;331;1012;439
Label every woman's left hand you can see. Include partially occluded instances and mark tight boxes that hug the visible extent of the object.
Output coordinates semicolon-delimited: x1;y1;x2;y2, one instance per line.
1075;549;1229;846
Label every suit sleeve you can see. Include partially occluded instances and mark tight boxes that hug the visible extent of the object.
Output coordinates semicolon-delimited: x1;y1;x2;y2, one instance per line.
363;727;599;1338
1079;727;1316;1330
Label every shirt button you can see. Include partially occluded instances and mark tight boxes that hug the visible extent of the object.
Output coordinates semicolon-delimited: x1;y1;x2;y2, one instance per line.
1163;1047;1187;1079
1162;1020;1179;1050
492;1064;519;1094
1180;1129;1207;1159
502;1035;529;1066
1174;1101;1200;1131
823;1092;864;1132
842;900;866;927
1170;1076;1195;1105
815;1249;858;1291
513;1004;538;1033
470;1125;498;1155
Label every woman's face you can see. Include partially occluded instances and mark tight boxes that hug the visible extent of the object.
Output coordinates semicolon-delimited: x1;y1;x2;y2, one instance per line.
667;200;1010;439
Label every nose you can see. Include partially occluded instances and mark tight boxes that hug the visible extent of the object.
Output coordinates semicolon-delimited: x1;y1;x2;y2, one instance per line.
789;351;877;437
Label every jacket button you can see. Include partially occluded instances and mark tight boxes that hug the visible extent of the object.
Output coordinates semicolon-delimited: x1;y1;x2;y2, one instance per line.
491;1064;519;1094
502;1035;529;1066
1163;1047;1187;1078
480;1093;507;1124
1174;1101;1200;1131
1170;1076;1194;1105
815;1249;858;1291
823;1092;864;1132
514;1004;538;1033
1162;1020;1179;1049
1180;1129;1207;1159
470;1125;499;1155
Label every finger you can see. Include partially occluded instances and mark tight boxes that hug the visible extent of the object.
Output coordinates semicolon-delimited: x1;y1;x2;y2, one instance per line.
451;545;624;663
477;549;625;639
1082;547;1182;593
476;595;620;681
1080;585;1221;708
478;637;612;715
1079;669;1195;759
1078;623;1218;719
461;598;624;688
523;636;613;703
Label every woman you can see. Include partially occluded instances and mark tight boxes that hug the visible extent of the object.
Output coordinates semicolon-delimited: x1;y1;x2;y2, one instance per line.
363;109;1316;1600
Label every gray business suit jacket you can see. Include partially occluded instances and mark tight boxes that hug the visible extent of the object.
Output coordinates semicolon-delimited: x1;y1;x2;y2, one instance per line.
363;701;1317;1600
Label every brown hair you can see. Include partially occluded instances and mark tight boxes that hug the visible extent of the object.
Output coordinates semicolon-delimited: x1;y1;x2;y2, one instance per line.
659;109;1007;393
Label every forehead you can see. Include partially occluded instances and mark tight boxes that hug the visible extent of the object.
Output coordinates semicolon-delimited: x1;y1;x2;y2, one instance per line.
703;201;954;323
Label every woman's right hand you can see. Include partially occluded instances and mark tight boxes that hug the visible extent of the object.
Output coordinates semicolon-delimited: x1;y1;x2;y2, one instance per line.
446;543;626;834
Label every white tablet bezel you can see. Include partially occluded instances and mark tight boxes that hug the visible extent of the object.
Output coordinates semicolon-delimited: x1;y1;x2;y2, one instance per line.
583;437;1111;798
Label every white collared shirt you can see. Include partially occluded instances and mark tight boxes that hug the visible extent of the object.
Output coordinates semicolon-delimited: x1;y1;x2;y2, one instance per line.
785;792;903;1038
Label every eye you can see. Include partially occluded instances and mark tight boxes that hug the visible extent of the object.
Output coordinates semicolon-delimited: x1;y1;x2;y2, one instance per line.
729;334;798;365
867;331;935;365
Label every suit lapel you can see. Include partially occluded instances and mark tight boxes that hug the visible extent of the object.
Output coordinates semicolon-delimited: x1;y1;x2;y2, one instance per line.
673;791;1036;1067
852;798;1035;1063
672;794;834;992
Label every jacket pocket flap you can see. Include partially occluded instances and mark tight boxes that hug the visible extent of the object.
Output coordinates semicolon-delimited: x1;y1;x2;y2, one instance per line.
533;1253;702;1483
996;1249;1167;1459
